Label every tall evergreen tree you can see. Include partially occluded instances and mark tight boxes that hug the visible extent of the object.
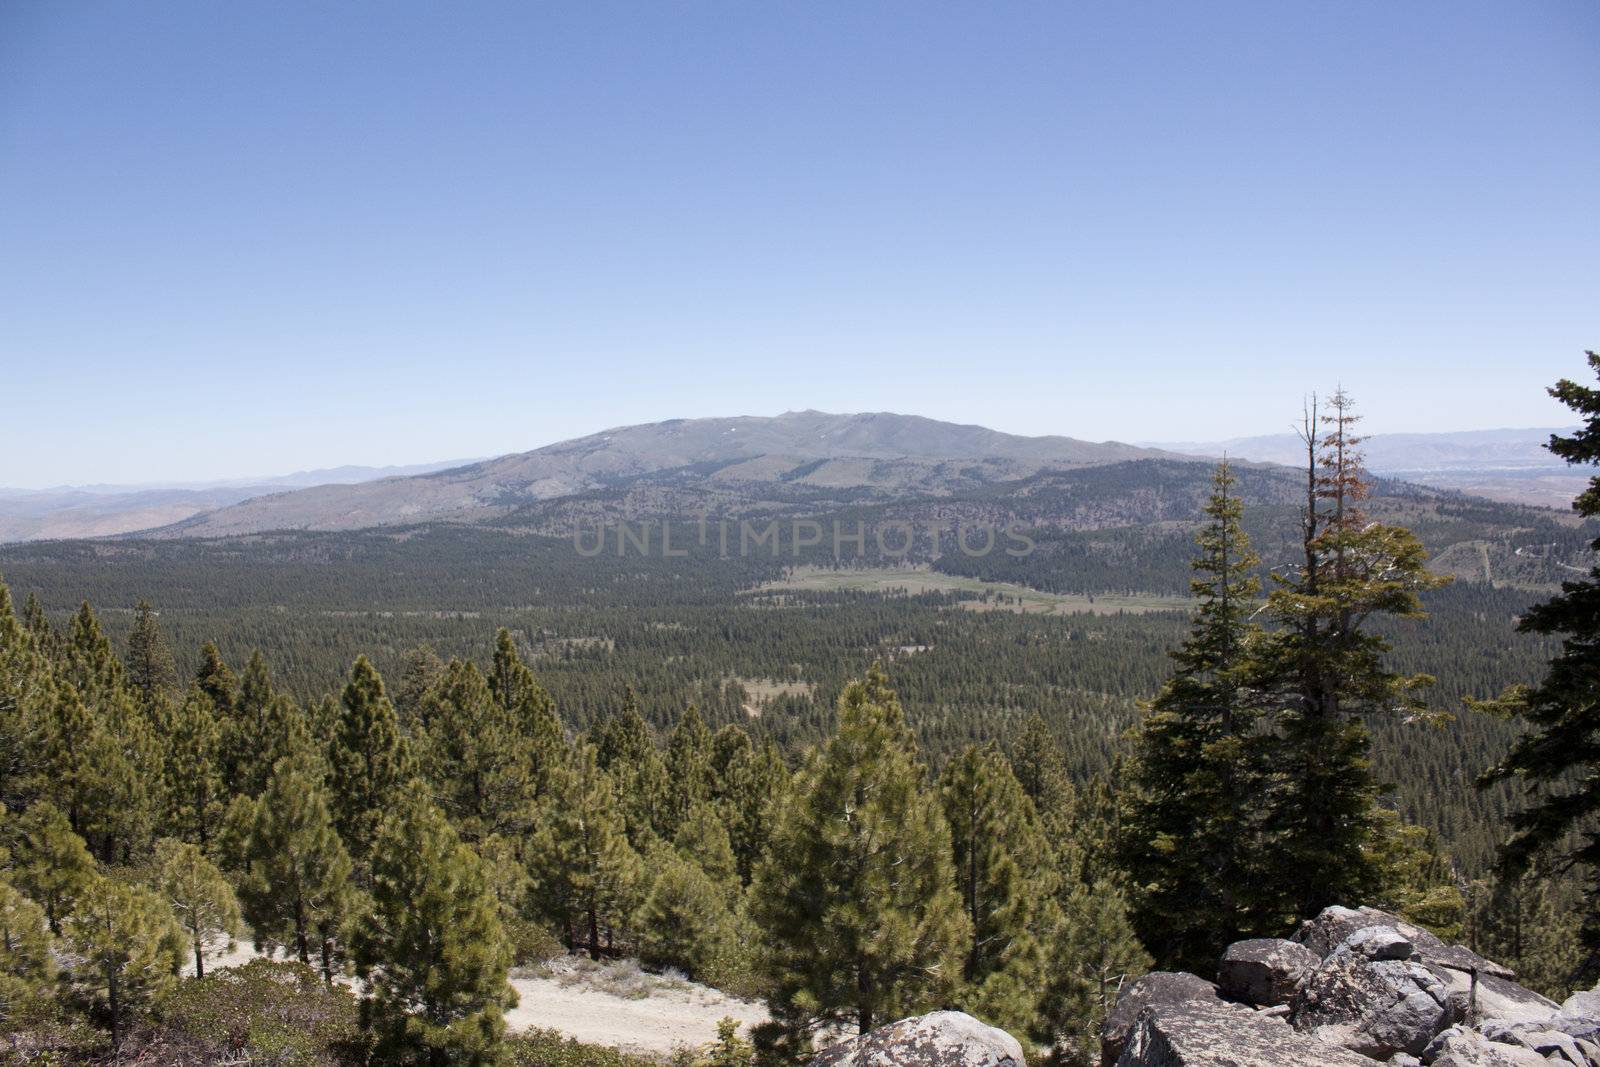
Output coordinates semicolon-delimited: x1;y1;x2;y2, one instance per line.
940;744;1062;1044
355;783;515;1065
528;745;642;960
1252;392;1448;922
421;658;540;842
663;703;715;839
1043;883;1152;1067
220;649;277;795
751;665;968;1039
592;689;669;849
328;656;412;861
237;754;355;979
487;628;567;804
164;686;225;849
192;641;237;717
1480;351;1600;977
1121;461;1274;968
125;600;178;707
0;574;51;812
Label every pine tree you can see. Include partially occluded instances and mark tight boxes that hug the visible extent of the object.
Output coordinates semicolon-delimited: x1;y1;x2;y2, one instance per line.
1469;873;1585;1000
528;745;642;960
125;600;178;707
751;665;968;1038
940;744;1062;1044
592;689;669;849
634;843;741;981
663;703;715;839
238;754;355;980
420;658;540;842
1121;461;1274;969
710;729;789;886
328;656;412;861
1010;715;1079;846
193;641;237;716
394;644;446;726
154;838;241;979
39;684;142;858
0;877;55;1029
673;802;740;900
1043;883;1152;1067
64;602;123;698
1252;392;1448;921
0;574;52;812
354;783;515;1065
487;628;567;804
7;801;96;935
221;650;277;795
1480;351;1600;976
164;686;225;848
64;876;185;1050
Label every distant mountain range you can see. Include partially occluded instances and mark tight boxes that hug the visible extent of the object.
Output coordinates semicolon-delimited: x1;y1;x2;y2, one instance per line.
1148;427;1583;508
0;460;477;542
1;416;1584;544
144;411;1178;539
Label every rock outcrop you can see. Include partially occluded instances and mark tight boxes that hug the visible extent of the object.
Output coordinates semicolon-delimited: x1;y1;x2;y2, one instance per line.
1218;939;1320;1008
1104;904;1600;1067
811;1011;1025;1067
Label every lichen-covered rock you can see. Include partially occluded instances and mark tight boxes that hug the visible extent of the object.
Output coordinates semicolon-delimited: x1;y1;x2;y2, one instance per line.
1100;972;1223;1067
1291;906;1514;979
1344;926;1414;961
1451;972;1561;1028
810;1011;1024;1067
1554;984;1600;1045
1114;996;1372;1066
1288;932;1457;1058
1217;939;1320;1007
1422;1025;1550;1067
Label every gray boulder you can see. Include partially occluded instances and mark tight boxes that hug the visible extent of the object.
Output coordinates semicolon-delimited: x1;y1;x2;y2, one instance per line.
810;1011;1024;1067
1289;930;1457;1058
1423;1025;1550;1067
1554;985;1600;1044
1218;939;1320;1007
1292;906;1514;980
1114;995;1373;1066
1453;973;1561;1028
1101;972;1223;1067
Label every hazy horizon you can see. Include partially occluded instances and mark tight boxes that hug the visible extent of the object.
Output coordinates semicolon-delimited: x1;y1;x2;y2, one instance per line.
0;413;1580;493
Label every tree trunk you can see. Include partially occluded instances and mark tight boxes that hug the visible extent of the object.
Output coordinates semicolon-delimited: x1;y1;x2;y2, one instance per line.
108;966;121;1050
587;897;601;961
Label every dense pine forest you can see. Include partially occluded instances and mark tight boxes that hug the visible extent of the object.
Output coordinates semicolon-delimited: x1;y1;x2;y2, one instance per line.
1;366;1597;1065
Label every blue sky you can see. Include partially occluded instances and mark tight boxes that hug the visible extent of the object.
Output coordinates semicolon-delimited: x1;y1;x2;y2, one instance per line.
2;1;1596;487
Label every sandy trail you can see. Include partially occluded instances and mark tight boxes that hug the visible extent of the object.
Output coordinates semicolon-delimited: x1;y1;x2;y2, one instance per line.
195;941;768;1057
504;965;769;1056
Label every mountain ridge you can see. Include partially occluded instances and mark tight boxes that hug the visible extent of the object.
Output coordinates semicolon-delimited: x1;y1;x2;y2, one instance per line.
147;411;1187;539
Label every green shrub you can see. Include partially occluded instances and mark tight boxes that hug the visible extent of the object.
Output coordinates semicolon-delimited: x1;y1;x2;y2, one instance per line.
505;1027;658;1067
156;958;368;1066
